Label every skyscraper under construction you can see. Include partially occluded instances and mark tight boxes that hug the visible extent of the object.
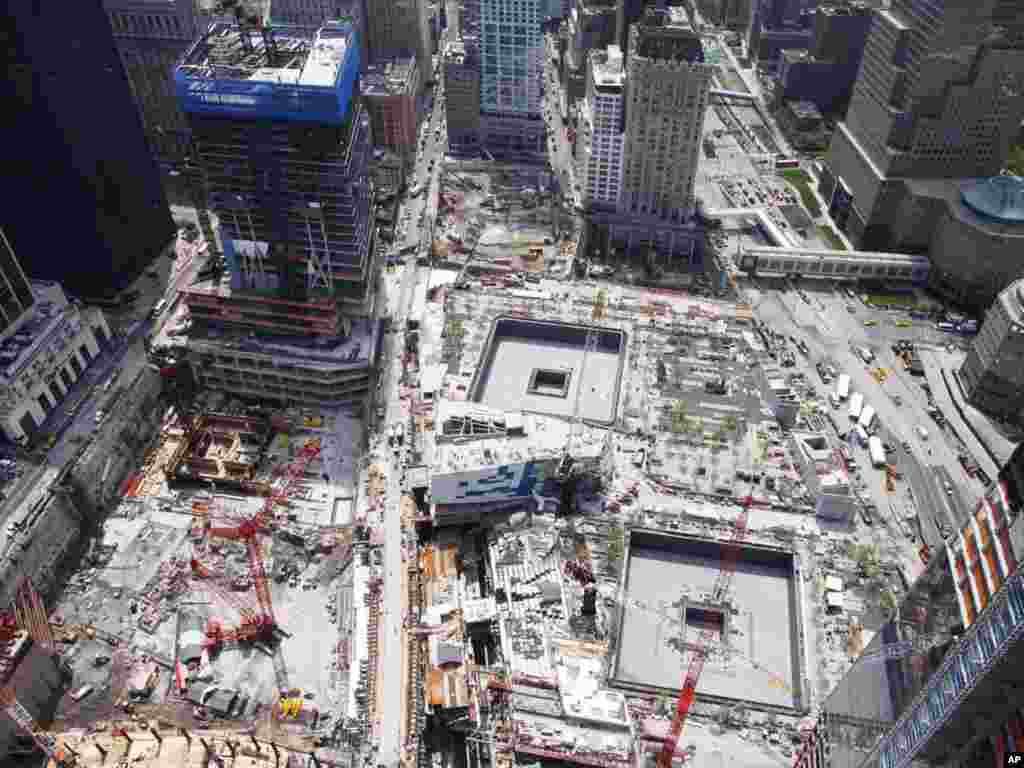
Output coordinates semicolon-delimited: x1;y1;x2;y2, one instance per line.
174;17;380;406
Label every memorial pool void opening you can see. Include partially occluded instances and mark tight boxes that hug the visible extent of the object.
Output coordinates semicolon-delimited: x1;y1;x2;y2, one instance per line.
470;317;627;425
610;528;807;712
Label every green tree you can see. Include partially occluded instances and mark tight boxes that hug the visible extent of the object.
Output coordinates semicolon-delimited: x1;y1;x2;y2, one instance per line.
607;526;625;566
723;414;739;434
671;401;690;434
879;588;898;618
1007;144;1024;176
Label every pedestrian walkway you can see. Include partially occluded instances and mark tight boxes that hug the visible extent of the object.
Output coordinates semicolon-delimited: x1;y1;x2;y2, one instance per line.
918;349;1002;483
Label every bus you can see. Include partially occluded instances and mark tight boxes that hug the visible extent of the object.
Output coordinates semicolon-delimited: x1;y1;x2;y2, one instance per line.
776;157;801;170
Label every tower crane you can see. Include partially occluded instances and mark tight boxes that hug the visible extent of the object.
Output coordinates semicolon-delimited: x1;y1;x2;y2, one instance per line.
189;558;267;648
624;596;793;695
657;496;752;767
557;328;600;482
0;687;75;767
203;439;321;641
1;585;75;767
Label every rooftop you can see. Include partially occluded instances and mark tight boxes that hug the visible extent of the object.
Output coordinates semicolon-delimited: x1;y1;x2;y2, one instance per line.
787;100;824;120
431;401;605;476
961;175;1024;224
590;46;625;88
361;57;418;97
633;8;706;64
904;177;1024;237
175;21;360;124
790;431;851;495
0;282;79;385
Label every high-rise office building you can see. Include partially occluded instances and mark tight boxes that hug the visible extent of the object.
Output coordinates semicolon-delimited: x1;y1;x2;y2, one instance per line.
478;0;546;157
577;46;626;209
173;20;379;405
444;37;483;152
104;0;204;168
620;8;713;223
365;0;431;79
362;57;422;158
960;276;1024;424
774;2;873;116
819;0;1024;249
794;463;1024;768
0;229;35;339
0;0;176;301
694;0;754;32
565;0;619;113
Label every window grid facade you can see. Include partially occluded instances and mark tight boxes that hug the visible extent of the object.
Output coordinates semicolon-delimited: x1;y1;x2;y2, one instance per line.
479;0;543;116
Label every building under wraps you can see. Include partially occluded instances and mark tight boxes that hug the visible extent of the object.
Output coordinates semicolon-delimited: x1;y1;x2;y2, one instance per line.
173;20;379;405
794;445;1024;768
175;20;376;330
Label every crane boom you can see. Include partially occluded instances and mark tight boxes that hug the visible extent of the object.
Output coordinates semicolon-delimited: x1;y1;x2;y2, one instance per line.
658;497;751;767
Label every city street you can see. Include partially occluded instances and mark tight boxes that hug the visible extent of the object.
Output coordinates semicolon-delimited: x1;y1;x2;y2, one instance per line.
543;39;576;202
374;91;444;768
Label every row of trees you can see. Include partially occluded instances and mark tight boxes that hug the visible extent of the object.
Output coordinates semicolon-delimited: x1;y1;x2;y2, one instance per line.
670;400;740;441
607;525;625;568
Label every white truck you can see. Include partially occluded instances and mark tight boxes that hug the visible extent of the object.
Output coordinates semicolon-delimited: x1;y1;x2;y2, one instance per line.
849;392;864;421
836;374;850;401
868;436;887;468
858;405;876;432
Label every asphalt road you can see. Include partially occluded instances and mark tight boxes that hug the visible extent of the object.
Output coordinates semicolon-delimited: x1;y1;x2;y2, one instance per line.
375;96;443;768
543;41;576;201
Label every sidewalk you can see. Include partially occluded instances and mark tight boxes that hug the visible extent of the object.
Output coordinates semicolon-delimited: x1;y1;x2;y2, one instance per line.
918;349;1006;482
938;354;1018;466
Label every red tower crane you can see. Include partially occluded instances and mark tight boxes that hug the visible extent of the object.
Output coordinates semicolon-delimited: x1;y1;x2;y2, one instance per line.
204;439;321;641
1;590;75;767
657;496;752;768
189;558;268;647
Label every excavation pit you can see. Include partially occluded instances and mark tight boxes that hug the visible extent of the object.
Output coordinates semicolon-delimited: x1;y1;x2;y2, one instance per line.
611;528;803;711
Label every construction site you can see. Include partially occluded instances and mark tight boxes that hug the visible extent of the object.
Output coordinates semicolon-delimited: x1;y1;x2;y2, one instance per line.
0;381;374;762
0;243;967;768
432;161;574;280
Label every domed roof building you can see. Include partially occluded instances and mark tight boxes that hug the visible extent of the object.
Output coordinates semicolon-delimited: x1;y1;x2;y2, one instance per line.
961;176;1024;224
878;175;1024;309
